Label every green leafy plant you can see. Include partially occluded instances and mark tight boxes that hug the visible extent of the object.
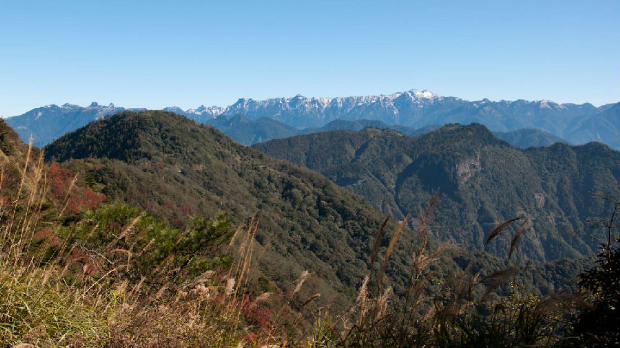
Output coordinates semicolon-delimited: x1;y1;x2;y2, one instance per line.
560;189;620;347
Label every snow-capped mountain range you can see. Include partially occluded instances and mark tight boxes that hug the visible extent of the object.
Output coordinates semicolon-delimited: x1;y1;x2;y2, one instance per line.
4;89;619;149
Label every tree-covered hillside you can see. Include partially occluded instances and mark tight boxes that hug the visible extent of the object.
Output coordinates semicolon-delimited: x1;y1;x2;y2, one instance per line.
43;110;426;308
201;116;567;148
43;113;591;294
205;114;299;145
493;128;568;148
1;115;603;346
253;124;620;263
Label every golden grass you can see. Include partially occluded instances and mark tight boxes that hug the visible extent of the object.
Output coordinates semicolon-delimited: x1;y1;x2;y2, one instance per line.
0;140;579;348
0;146;296;347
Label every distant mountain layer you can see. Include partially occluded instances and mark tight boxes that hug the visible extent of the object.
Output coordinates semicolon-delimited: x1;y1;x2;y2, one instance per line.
493;128;568;148
253;124;620;263
205;114;299;145
4;90;618;149
212;116;567;148
223;91;609;130
565;102;620;150
217;91;616;148
4;103;146;147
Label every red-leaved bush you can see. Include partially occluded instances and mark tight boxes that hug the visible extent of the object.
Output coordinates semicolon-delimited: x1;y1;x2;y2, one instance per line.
47;162;106;214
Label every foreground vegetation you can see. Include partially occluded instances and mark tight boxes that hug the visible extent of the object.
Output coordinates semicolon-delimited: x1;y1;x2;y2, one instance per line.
1;116;618;347
0;139;303;347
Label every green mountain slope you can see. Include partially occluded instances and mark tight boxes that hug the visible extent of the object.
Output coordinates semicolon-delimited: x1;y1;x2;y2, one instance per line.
1;114;598;346
43;110;427;308
206;115;567;149
494;128;568;148
205;114;299;145
39;113;594;304
253;124;620;263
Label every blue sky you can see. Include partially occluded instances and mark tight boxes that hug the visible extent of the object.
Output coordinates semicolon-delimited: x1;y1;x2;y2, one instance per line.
1;0;618;117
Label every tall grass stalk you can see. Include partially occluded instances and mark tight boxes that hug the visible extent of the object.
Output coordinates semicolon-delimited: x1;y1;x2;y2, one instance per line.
0;146;286;347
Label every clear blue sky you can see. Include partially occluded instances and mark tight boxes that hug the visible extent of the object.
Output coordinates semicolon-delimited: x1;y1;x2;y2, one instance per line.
1;0;618;117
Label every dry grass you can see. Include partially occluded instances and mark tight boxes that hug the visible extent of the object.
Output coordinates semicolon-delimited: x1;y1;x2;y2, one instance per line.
324;191;572;348
0;142;110;347
0;140;581;348
0;144;294;347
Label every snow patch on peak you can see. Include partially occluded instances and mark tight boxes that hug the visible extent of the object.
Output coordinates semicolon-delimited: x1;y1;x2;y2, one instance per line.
413;89;436;99
186;105;224;116
539;100;559;109
385;91;405;99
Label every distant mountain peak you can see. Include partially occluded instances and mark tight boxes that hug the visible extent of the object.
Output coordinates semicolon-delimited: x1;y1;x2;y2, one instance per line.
411;89;436;99
184;105;224;117
5;90;618;149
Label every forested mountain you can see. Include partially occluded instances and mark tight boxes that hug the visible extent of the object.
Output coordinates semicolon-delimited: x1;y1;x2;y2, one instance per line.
253;124;620;263
5;90;617;149
42;110;430;308
493;128;568;148
204;114;299;145
0;114;598;346
36;111;588;298
201;115;567;148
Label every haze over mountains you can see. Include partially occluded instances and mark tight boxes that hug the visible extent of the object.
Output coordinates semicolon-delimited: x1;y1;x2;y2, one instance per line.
5;89;619;150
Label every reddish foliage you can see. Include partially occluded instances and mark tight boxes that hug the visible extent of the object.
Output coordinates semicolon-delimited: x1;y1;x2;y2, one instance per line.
182;205;192;217
48;162;74;202
244;332;259;345
34;228;100;275
65;245;100;276
161;200;184;229
47;162;106;214
165;200;178;212
242;296;273;330
33;228;62;246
